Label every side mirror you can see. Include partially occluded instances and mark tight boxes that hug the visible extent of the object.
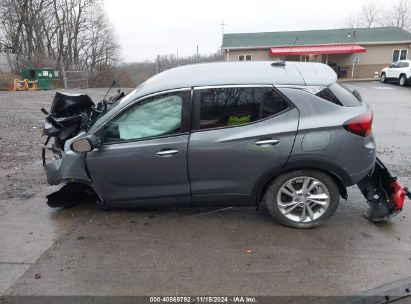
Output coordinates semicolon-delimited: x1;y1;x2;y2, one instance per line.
70;135;100;153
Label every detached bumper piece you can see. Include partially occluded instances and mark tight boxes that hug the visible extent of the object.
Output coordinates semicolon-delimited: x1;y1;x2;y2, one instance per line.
357;157;410;222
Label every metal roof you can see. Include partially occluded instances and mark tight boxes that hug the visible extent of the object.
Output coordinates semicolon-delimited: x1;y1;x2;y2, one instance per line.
222;27;411;49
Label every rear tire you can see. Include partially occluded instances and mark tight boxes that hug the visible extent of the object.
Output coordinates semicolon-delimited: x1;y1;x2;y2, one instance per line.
264;170;340;228
380;73;386;83
399;75;407;87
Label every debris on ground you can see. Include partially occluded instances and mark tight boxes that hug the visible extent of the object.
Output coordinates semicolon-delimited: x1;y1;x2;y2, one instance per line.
244;248;252;255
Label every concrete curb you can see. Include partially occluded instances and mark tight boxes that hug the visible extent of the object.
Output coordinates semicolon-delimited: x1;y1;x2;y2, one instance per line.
338;78;380;83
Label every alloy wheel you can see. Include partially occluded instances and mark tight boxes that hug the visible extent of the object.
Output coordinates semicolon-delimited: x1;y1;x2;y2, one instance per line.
400;76;406;86
276;176;330;223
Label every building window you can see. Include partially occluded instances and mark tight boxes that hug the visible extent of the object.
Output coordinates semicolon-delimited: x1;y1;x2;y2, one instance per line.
392;49;408;62
238;54;252;61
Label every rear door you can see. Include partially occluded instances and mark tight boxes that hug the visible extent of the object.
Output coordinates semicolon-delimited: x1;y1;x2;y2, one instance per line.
188;85;299;206
86;89;192;206
398;61;409;76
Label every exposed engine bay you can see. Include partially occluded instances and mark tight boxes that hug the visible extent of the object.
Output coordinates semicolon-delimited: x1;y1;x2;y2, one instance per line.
41;86;124;157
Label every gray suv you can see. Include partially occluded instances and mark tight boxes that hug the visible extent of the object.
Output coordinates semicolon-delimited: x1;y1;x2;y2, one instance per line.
42;61;409;228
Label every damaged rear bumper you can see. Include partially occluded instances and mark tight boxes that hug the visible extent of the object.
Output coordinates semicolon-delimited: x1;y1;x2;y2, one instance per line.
357;157;410;222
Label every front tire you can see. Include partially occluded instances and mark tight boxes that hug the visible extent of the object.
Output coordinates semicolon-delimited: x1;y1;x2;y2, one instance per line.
399;75;407;87
264;170;340;228
380;73;386;83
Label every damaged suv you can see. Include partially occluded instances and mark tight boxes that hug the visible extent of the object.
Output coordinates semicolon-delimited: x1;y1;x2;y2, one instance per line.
42;61;409;228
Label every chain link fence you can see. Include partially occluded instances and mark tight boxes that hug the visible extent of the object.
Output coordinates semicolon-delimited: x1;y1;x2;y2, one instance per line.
63;70;89;89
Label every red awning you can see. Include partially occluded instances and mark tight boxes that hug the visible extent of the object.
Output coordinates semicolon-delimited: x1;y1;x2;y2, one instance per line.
269;44;366;56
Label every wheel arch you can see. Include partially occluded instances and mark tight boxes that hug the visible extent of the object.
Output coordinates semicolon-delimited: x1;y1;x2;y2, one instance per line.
60;179;107;208
253;162;349;206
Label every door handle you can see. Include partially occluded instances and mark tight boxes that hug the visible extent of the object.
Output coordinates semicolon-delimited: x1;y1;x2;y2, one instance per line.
156;149;179;157
254;139;280;146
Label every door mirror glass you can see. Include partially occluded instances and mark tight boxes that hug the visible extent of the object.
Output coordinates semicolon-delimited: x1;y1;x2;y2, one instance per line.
71;135;100;153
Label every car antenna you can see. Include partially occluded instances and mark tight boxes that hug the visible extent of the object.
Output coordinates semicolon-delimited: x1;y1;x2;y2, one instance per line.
287;36;299;57
272;36;298;67
103;81;116;101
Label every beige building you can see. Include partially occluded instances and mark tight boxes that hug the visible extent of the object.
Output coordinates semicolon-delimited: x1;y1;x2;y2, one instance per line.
222;27;411;78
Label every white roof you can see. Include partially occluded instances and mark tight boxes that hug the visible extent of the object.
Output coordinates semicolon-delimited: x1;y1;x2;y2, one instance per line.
133;61;337;99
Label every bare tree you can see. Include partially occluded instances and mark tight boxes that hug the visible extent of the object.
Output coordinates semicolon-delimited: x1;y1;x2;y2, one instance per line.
343;14;362;28
0;0;121;86
81;6;120;86
391;0;411;30
359;0;382;27
342;0;411;30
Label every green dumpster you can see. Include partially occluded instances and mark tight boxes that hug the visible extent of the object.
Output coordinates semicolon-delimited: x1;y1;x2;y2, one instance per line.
21;67;58;90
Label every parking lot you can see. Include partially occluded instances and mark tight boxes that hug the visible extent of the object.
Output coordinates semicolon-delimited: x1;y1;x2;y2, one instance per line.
0;81;410;297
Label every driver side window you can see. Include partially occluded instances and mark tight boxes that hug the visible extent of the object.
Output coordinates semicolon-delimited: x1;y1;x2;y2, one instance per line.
104;91;189;143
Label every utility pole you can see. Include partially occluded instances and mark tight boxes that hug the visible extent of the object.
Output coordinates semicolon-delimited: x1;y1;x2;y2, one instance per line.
221;19;227;38
221;19;227;57
351;30;357;79
156;54;160;74
196;45;199;63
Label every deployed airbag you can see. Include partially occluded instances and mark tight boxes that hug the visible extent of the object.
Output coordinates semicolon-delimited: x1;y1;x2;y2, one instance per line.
114;95;182;140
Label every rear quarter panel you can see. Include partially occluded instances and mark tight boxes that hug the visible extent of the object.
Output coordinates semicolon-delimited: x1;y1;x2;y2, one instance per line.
279;88;376;186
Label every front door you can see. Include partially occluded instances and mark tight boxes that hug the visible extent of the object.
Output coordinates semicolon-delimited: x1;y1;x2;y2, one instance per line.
386;62;398;78
188;85;299;206
87;90;192;206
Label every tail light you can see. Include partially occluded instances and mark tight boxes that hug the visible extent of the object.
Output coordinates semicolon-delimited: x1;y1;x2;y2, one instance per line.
343;110;373;137
391;180;405;211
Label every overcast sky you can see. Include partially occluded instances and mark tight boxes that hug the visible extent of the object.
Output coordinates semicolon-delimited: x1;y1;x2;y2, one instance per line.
104;0;382;62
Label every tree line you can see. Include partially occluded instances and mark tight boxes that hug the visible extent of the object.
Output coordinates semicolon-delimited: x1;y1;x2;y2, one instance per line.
0;0;120;86
344;0;411;30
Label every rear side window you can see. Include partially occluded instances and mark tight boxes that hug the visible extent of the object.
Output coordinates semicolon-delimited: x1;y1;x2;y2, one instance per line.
328;83;362;107
298;84;361;107
313;87;342;105
197;87;289;130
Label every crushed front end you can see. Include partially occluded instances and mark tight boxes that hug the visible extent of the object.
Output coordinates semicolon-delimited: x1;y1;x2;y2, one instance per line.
41;89;124;208
42;92;100;207
357;157;410;222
